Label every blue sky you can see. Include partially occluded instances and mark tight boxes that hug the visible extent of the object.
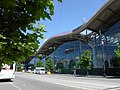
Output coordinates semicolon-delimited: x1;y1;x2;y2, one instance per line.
39;0;108;47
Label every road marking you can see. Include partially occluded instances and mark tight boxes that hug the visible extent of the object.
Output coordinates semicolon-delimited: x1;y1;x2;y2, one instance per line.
9;83;23;90
17;73;120;90
0;83;10;85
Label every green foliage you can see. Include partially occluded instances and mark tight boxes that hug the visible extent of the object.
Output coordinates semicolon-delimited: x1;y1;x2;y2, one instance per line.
30;64;35;70
111;45;120;67
0;20;46;67
79;50;92;70
36;54;43;60
114;45;120;59
76;61;80;68
111;57;120;67
58;0;62;2
17;63;22;71
36;60;43;67
45;57;53;71
0;0;62;68
56;61;64;69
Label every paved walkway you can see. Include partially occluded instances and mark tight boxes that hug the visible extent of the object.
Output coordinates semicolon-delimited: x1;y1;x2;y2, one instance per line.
16;72;120;90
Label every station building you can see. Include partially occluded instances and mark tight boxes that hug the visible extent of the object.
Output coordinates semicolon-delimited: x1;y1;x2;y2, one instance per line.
35;0;120;75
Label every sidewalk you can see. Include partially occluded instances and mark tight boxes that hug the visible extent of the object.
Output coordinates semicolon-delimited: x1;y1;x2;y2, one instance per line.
16;73;120;90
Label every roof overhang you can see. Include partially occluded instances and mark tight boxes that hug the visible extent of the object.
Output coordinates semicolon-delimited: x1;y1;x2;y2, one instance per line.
74;0;120;34
37;31;87;56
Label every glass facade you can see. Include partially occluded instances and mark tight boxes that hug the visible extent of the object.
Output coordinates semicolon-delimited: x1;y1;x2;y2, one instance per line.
50;41;92;69
29;20;120;73
94;20;120;68
49;20;120;69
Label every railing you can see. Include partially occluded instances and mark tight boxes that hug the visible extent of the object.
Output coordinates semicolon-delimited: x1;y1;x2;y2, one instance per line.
60;68;120;76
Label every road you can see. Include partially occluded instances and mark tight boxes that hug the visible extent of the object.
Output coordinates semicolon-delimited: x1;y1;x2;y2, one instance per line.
0;73;81;90
0;72;120;90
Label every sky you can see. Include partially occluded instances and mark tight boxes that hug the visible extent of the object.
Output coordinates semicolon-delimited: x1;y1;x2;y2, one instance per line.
39;0;108;47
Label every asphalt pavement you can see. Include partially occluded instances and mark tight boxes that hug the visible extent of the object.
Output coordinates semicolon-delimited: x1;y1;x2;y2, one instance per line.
0;73;81;90
0;72;120;90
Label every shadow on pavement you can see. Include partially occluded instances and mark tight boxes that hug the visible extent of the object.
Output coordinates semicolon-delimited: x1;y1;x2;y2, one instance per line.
106;76;120;79
74;75;103;78
74;75;86;77
0;79;13;83
73;74;120;79
103;86;120;90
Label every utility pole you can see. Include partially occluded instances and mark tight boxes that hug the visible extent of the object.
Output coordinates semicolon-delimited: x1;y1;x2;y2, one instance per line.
99;30;106;77
101;40;106;77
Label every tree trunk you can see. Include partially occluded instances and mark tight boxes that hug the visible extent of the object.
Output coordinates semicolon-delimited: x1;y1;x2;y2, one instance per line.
86;68;89;76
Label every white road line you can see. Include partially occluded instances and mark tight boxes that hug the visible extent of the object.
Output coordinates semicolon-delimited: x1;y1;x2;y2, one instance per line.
9;83;23;90
0;83;10;85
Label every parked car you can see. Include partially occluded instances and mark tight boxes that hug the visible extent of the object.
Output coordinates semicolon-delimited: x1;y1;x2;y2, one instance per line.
27;69;32;73
0;63;15;80
33;67;45;74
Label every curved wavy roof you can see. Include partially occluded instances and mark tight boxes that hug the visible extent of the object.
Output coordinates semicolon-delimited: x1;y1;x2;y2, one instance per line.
36;0;120;56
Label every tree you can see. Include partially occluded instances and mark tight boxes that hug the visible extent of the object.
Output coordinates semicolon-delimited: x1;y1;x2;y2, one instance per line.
17;62;22;71
114;45;120;59
56;61;64;70
111;57;120;67
36;60;43;67
79;50;92;75
0;0;62;68
111;45;120;67
45;57;53;72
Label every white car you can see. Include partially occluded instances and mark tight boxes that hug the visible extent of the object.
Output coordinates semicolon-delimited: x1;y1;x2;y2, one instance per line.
33;67;45;74
0;63;15;80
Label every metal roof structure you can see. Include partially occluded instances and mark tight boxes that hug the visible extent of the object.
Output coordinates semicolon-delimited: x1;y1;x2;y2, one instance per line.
36;30;87;56
74;0;120;34
36;0;120;56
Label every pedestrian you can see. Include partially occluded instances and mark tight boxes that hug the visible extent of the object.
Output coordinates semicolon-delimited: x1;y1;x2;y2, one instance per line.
73;69;76;75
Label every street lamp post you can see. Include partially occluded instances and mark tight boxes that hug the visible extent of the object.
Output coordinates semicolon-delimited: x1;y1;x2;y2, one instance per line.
99;30;106;77
53;46;57;72
101;40;106;77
